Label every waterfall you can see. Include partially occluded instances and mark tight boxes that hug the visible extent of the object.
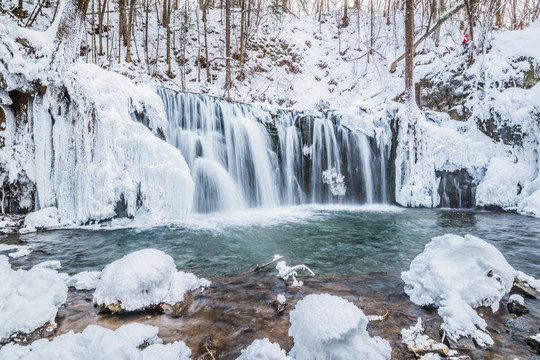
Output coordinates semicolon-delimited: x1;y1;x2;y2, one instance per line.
157;88;390;213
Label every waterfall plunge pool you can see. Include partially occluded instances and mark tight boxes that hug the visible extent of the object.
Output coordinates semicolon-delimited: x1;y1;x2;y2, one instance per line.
2;206;540;359
5;206;540;278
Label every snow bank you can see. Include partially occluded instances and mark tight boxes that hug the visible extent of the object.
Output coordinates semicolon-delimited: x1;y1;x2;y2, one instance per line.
237;338;292;360
288;294;391;360
93;249;210;311
0;323;191;360
401;234;516;346
0;255;68;341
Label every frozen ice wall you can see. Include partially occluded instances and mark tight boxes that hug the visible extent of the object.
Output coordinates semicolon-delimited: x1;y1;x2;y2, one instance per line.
0;18;194;225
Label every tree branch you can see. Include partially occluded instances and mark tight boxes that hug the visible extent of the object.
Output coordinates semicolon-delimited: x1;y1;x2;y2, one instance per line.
390;1;465;73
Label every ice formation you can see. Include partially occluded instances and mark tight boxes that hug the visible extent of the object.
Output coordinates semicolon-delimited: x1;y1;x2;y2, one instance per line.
93;248;210;311
0;13;194;226
401;234;516;345
275;259;315;287
288;294;391;360
236;338;292;360
0;255;68;341
0;323;191;360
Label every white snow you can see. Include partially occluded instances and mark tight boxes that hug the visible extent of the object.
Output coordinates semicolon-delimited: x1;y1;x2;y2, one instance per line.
34;260;62;270
0;323;191;360
508;294;525;305
288;293;391;360
93;248;210;311
65;271;102;290
236;338;292;360
276;260;315;287
515;271;540;291
401;234;516;346
20;207;61;233
277;294;286;304
0;255;68;341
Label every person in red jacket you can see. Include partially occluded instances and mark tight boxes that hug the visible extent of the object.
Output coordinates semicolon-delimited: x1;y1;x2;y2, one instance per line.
462;32;469;50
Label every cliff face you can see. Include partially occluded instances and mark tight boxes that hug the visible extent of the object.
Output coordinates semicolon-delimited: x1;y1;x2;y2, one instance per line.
393;22;540;213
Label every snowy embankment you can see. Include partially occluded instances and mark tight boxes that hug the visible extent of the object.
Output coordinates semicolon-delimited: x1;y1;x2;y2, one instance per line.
395;20;540;215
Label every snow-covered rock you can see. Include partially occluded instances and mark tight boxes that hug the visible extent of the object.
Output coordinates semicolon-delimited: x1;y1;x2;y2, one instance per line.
401;318;449;357
0;255;68;341
236;338;292;360
93;248;210;312
288;294;391;360
20;207;61;233
401;234;516;346
0;323;191;360
65;271;102;290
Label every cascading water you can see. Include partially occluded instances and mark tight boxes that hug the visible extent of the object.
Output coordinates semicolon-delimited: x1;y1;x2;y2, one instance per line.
157;88;390;213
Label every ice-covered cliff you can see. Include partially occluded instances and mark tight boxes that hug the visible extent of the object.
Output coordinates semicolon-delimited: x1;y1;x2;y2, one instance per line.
0;4;194;225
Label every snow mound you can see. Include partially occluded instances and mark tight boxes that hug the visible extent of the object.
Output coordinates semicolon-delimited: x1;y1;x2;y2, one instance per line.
65;271;102;290
0;255;68;341
288;294;391;360
93;249;210;311
0;323;191;360
21;207;61;233
401;234;516;346
236;338;292;360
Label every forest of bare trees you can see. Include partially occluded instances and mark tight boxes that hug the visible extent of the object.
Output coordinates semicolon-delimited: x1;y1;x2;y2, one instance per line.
3;0;538;100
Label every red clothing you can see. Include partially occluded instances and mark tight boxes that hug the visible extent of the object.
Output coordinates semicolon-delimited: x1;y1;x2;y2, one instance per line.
463;33;469;44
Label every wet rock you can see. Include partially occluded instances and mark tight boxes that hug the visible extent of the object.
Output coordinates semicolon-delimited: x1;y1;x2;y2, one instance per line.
159;293;193;317
272;299;288;315
512;281;539;299
504;316;531;333
507;301;529;316
407;339;450;357
198;335;220;360
527;334;540;354
97;301;123;313
440;330;476;350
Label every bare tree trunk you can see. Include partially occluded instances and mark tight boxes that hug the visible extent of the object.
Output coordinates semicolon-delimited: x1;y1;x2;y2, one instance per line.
341;0;349;27
125;0;136;62
119;0;128;47
240;0;247;68
203;0;211;82
390;1;465;72
225;0;231;99
165;0;174;77
405;0;415;110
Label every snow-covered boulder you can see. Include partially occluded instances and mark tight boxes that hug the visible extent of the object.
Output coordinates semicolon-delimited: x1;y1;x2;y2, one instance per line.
401;234;516;346
22;207;61;231
236;338;292;360
288;294;391;360
93;248;210;312
0;255;68;341
0;323;191;360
